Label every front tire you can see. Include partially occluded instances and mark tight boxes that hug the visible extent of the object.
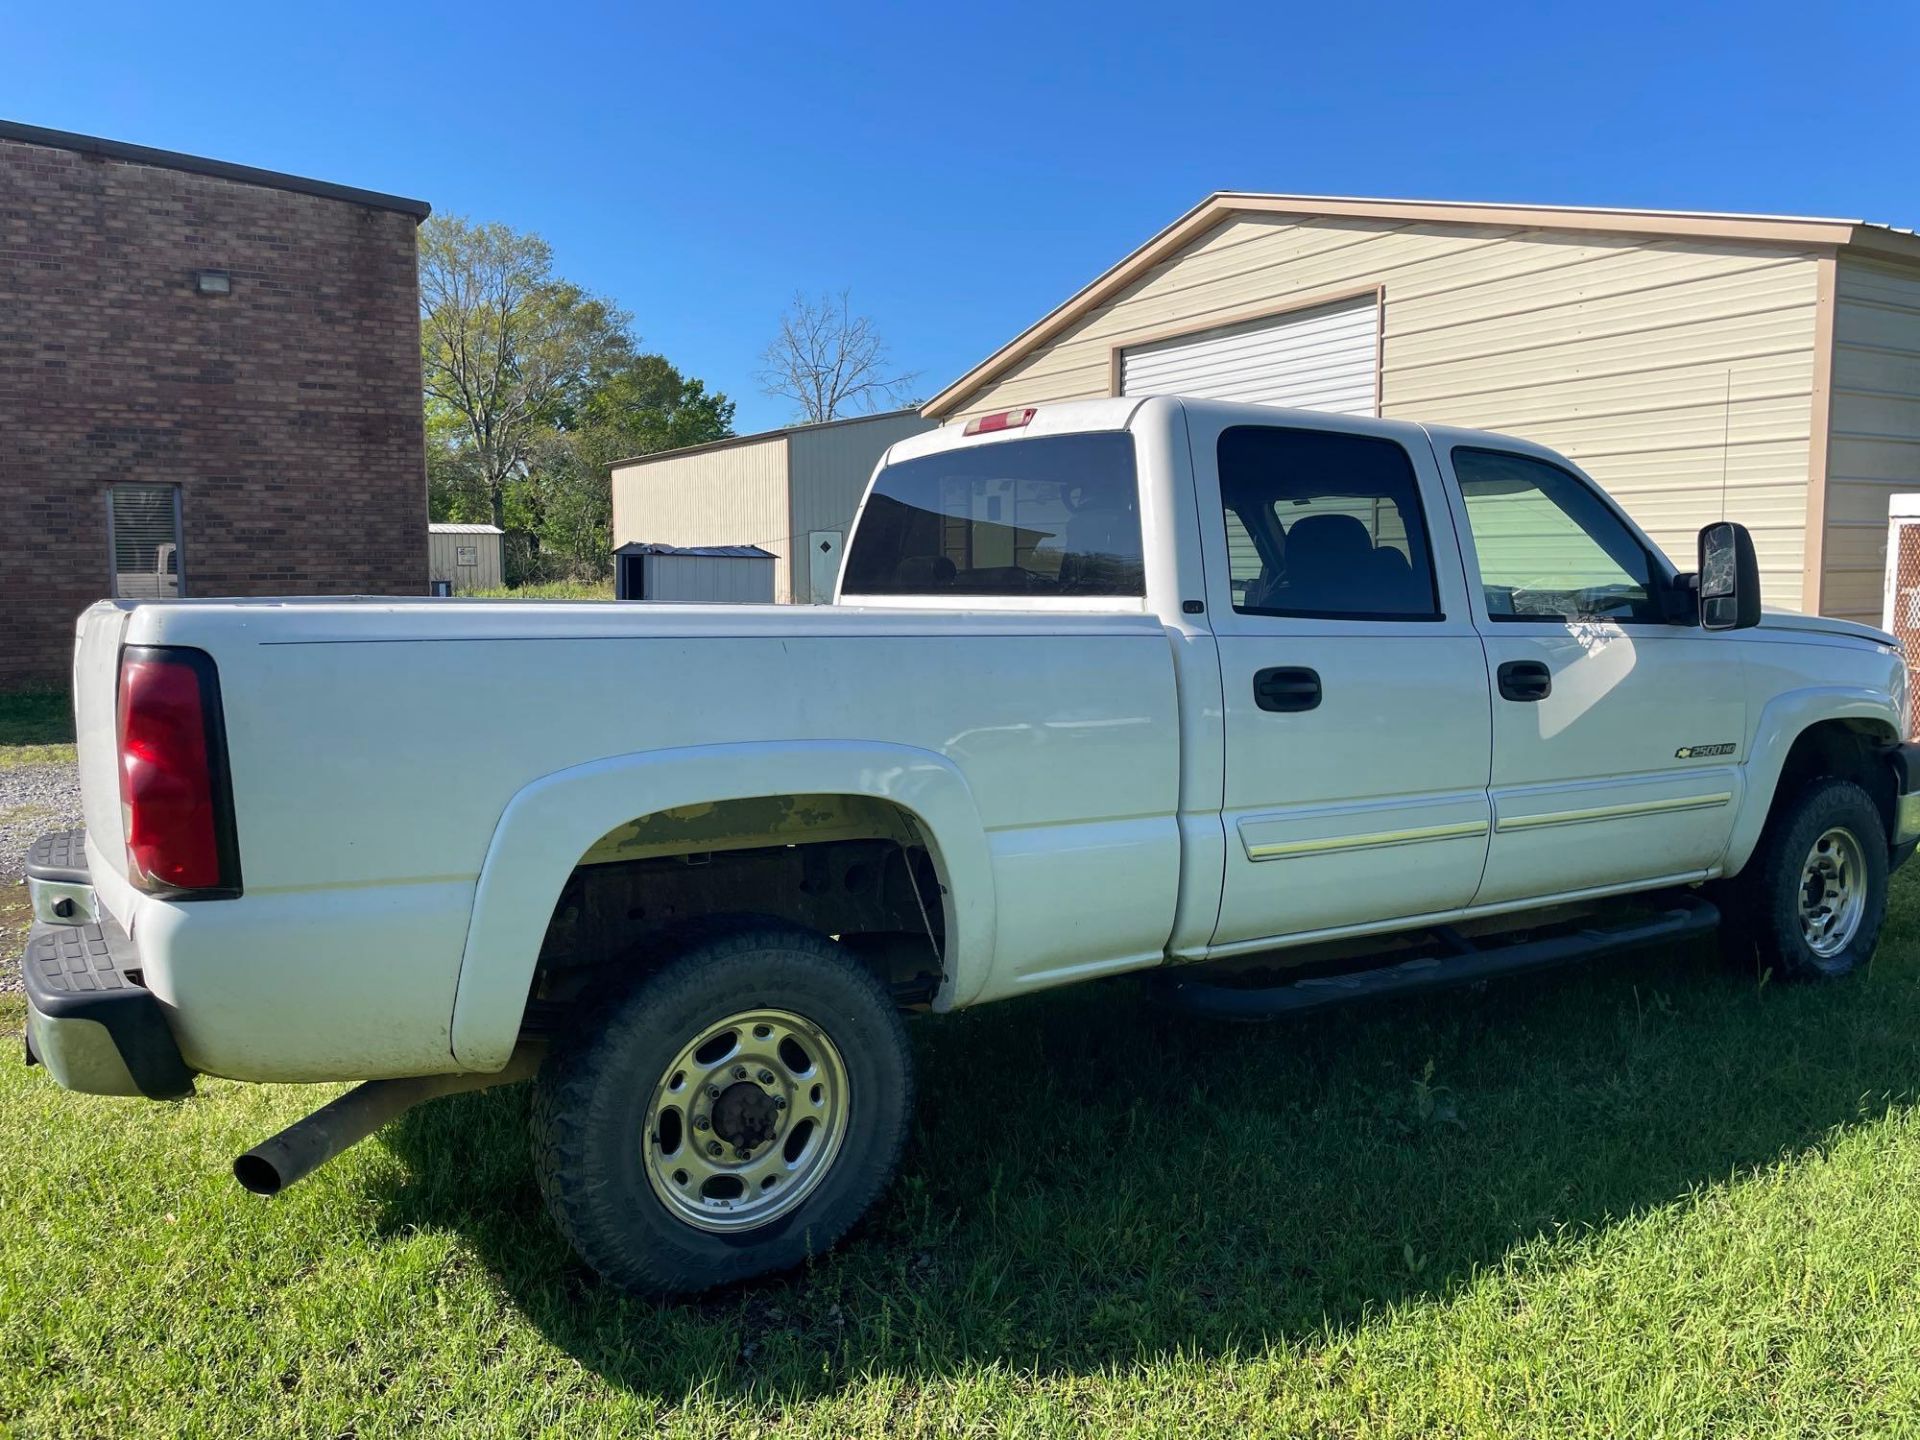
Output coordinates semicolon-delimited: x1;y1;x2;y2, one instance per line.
1731;777;1888;981
530;923;913;1297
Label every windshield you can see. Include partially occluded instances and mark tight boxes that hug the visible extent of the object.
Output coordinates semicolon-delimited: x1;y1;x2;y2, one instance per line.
840;432;1145;598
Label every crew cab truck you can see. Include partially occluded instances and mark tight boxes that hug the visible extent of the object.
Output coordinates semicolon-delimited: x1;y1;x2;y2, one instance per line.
24;396;1920;1297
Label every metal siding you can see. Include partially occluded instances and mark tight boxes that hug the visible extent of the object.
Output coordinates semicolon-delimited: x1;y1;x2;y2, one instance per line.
955;215;1823;611
1827;257;1920;622
426;530;502;593
1121;296;1378;412
785;412;936;600
641;550;775;603
611;436;792;602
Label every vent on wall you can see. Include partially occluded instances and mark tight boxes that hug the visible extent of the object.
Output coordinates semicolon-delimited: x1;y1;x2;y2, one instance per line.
109;484;184;599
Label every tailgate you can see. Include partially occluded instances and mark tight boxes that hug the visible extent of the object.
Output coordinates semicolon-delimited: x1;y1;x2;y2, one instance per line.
73;602;131;881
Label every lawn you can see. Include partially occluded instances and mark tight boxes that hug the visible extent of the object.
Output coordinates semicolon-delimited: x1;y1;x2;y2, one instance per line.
5;869;1920;1438
0;689;75;768
468;579;615;601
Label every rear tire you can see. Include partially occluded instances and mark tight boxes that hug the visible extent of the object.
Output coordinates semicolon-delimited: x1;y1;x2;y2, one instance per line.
1727;777;1887;981
530;923;913;1297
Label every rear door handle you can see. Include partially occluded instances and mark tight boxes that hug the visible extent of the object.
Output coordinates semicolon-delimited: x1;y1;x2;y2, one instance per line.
1497;659;1552;702
1254;666;1321;712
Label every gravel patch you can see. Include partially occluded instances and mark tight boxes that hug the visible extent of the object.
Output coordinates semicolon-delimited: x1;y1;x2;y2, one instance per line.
1;756;82;994
1;758;82;886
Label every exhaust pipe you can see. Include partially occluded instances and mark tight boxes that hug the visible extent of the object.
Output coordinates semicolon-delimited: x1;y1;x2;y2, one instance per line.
233;1045;543;1197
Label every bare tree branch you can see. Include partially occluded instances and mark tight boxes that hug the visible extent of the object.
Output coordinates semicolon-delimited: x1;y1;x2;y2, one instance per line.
756;289;919;423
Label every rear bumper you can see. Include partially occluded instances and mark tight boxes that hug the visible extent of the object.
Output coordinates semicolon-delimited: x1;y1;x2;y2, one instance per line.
25;827;98;925
22;828;192;1100
23;917;193;1100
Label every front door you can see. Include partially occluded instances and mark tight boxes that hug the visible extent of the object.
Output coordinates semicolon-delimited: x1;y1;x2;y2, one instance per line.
1437;441;1747;906
808;530;844;604
1195;415;1495;949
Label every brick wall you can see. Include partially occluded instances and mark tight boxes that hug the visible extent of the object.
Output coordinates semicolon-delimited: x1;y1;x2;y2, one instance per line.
0;137;426;686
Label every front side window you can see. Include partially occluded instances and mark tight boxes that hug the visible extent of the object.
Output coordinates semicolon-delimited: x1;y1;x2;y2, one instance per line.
1452;449;1663;624
1217;425;1441;620
109;484;183;599
840;433;1144;597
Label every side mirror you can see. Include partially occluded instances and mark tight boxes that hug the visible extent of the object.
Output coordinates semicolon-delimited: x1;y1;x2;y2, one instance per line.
1698;521;1761;630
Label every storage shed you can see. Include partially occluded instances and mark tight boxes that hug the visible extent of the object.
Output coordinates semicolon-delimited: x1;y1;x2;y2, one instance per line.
427;523;504;593
924;194;1920;623
610;409;934;603
614;543;775;603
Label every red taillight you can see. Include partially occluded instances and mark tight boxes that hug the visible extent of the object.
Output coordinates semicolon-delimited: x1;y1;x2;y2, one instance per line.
963;407;1037;436
118;649;231;893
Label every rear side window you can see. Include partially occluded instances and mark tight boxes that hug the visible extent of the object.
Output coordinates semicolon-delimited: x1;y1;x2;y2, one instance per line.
840;433;1144;597
1217;426;1440;620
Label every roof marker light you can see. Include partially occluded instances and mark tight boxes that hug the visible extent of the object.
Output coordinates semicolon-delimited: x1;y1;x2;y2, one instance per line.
963;407;1037;437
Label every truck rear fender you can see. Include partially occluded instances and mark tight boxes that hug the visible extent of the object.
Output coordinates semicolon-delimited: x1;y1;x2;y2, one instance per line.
1723;687;1903;875
448;740;996;1071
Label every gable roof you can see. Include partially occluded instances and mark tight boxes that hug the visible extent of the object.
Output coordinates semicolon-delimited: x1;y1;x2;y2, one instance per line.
923;192;1920;419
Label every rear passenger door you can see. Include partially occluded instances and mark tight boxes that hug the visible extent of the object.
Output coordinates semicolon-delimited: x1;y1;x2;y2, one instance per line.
1193;415;1495;950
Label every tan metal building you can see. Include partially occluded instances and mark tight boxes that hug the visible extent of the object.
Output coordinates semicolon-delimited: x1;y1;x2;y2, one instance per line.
427;522;504;593
923;195;1920;624
609;409;934;604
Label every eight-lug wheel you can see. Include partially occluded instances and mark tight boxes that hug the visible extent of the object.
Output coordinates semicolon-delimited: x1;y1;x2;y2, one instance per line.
1725;775;1887;982
1798;826;1867;958
530;922;913;1297
642;1009;850;1231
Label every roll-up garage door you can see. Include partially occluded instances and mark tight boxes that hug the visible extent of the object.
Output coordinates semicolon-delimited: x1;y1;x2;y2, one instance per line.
1118;295;1379;414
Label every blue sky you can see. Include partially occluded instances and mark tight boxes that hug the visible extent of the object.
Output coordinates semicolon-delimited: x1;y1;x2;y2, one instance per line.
7;1;1918;433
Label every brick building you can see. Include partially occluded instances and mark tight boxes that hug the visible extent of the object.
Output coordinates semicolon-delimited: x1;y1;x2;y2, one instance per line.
0;121;430;686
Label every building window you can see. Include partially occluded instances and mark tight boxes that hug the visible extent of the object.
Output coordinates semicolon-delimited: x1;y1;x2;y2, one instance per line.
109;485;184;599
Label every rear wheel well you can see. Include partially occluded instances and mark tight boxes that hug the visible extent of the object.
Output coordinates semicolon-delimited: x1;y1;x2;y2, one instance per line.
525;795;949;1029
1768;720;1898;842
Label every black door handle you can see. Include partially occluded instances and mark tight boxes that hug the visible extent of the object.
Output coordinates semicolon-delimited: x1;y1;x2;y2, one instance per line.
1254;666;1321;712
1497;659;1552;702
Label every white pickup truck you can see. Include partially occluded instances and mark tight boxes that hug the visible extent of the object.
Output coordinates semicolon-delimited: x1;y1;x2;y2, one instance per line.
24;396;1920;1296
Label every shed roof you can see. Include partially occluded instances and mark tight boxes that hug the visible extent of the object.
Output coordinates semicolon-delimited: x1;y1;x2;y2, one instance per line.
606;407;924;473
428;523;504;535
0;119;431;220
923;191;1920;418
613;542;775;559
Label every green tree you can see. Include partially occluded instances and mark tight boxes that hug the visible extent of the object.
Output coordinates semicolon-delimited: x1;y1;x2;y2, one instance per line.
419;215;630;530
529;355;737;579
421;216;735;580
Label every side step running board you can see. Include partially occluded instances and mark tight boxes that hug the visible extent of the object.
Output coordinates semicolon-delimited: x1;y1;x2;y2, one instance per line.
1159;892;1720;1022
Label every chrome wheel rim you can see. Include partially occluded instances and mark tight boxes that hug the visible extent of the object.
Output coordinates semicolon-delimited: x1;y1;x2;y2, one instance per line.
1799;826;1867;959
641;1008;849;1233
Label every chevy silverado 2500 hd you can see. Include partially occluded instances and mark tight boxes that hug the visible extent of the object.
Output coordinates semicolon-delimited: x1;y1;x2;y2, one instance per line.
24;396;1920;1296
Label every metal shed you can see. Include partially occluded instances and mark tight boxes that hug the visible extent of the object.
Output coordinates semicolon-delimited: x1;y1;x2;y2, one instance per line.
427;523;504;593
609;409;935;603
614;543;775;603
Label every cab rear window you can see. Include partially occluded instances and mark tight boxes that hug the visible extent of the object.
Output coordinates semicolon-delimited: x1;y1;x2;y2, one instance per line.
840;433;1145;597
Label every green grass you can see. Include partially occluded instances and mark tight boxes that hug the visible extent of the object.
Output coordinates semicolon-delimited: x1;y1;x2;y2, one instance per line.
7;879;1920;1436
467;579;615;601
0;688;76;767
